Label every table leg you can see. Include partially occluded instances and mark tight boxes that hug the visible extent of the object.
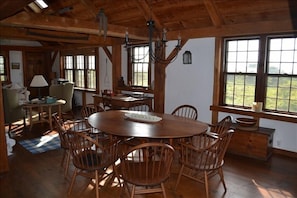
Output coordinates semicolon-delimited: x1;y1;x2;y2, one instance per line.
29;107;33;131
58;104;62;120
48;106;52;130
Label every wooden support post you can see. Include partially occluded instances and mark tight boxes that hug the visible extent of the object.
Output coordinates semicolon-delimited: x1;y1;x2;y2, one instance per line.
0;83;9;173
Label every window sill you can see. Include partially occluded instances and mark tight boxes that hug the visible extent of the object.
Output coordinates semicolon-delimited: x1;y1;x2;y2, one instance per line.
210;105;297;124
116;86;154;94
74;87;96;92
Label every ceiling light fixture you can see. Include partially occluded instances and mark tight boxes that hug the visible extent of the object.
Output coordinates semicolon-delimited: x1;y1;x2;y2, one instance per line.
125;20;181;64
97;8;108;40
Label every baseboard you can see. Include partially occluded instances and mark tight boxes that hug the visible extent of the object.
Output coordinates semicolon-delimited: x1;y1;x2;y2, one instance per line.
273;148;297;158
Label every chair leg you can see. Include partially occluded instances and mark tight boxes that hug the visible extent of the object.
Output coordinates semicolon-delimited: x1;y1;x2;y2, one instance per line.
130;185;135;198
204;171;209;198
64;151;71;178
8;124;12;138
61;150;66;167
218;167;227;191
174;164;184;190
161;182;167;198
23;117;26;128
68;168;78;195
95;170;99;198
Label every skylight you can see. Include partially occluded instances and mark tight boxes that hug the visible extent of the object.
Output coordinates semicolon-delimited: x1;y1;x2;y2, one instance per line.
35;0;48;9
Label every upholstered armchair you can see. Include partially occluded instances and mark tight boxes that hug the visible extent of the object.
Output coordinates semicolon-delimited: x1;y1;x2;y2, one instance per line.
49;82;74;115
2;87;26;132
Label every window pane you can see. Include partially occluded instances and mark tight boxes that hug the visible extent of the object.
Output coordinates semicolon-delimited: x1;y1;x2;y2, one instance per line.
65;70;73;82
225;39;259;74
224;38;258;107
88;56;95;70
132;46;149;87
65;56;73;69
75;70;84;87
265;76;297;112
0;55;6;82
266;36;297;113
87;70;96;89
87;55;96;89
76;55;84;69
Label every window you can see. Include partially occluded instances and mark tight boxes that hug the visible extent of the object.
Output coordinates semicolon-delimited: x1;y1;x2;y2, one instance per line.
222;34;297;114
129;46;150;87
223;38;259;107
266;37;297;113
0;52;9;84
0;55;7;82
62;53;96;90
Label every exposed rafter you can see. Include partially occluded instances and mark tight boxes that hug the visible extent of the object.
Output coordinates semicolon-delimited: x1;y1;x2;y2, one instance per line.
0;11;148;41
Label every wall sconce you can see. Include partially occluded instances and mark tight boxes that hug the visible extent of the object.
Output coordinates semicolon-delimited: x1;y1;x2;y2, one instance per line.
183;51;192;64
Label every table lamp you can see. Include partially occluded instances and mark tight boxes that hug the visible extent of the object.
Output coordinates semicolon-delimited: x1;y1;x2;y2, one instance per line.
30;75;48;100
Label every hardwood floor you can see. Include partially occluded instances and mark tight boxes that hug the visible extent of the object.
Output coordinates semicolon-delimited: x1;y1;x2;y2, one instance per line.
1;113;297;198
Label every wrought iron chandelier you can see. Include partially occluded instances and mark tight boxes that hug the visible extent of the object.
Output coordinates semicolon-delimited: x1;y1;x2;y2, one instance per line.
97;8;108;40
125;19;181;64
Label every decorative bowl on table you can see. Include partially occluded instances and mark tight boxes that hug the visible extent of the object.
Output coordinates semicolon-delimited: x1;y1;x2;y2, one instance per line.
46;96;57;104
235;117;257;127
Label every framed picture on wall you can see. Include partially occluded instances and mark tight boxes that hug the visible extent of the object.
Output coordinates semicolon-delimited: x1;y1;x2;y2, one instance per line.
11;62;20;69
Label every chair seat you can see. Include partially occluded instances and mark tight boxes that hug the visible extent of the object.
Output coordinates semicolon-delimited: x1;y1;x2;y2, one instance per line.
121;161;170;186
73;151;114;171
118;142;175;197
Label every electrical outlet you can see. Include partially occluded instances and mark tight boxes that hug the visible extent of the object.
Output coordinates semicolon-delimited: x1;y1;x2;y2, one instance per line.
276;140;281;147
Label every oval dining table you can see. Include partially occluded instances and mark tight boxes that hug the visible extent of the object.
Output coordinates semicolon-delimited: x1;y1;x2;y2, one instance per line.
88;110;208;140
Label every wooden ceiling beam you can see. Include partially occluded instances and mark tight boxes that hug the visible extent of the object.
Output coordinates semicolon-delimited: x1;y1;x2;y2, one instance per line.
203;0;224;27
0;26;115;46
168;19;296;40
0;11;148;40
135;0;163;30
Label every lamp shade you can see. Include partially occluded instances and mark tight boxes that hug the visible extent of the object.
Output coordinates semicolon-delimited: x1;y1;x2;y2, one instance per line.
30;75;48;87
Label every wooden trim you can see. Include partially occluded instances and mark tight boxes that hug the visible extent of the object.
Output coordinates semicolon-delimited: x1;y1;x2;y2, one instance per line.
273;148;297;159
210;105;297;123
112;44;122;92
211;37;223;124
0;83;9;173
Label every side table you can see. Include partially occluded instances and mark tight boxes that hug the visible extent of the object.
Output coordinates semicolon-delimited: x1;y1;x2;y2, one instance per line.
22;99;66;131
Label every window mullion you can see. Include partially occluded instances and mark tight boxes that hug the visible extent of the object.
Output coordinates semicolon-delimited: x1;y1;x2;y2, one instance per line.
256;35;267;103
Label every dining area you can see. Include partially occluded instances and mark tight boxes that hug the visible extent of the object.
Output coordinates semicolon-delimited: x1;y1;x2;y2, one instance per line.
53;102;234;198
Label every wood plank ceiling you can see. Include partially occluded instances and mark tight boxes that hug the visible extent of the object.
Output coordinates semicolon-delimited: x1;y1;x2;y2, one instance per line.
0;0;296;48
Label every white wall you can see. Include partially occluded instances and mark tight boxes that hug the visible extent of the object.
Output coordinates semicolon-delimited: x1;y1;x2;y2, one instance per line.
9;51;24;86
165;38;215;123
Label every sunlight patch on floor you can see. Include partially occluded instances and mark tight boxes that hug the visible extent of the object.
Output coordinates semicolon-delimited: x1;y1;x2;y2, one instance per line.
36;133;59;147
252;179;294;198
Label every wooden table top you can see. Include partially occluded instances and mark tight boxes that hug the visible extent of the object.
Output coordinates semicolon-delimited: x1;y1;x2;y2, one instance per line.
22;99;66;107
88;110;208;139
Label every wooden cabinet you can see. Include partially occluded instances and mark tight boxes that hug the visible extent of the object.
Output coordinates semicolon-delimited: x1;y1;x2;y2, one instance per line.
227;126;275;160
24;51;51;99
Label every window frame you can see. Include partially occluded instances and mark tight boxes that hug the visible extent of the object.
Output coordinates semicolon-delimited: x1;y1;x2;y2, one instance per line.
61;48;97;91
127;45;151;89
0;51;10;85
220;33;297;116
